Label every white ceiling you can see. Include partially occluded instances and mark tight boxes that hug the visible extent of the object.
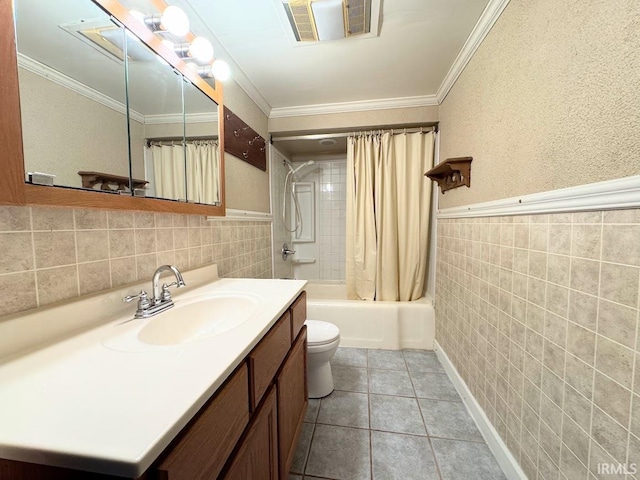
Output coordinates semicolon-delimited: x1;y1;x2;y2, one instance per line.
184;0;491;109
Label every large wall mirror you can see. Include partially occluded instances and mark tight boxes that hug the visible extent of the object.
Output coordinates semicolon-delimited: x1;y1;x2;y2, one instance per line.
5;0;224;213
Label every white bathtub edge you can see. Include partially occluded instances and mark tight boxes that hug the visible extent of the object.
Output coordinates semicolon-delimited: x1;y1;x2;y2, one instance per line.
434;340;526;480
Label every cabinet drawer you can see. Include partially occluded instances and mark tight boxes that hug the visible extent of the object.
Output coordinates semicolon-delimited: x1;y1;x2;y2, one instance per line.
156;363;250;480
249;312;292;410
290;292;307;341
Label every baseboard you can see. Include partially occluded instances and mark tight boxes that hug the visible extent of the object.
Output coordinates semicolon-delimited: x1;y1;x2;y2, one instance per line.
434;340;526;480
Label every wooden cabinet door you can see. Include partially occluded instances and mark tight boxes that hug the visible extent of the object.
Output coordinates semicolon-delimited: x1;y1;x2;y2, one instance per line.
222;386;278;480
155;364;250;480
276;327;308;479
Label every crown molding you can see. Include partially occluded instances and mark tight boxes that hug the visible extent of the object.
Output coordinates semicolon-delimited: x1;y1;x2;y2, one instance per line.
144;112;219;125
17;53;146;124
435;0;511;103
436;175;640;219
269;94;439;118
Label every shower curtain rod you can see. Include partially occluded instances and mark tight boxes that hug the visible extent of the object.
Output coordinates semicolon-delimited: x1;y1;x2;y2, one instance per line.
146;135;218;148
271;126;437;143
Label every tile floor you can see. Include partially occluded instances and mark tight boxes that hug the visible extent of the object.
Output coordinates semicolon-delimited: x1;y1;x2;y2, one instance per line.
289;347;507;480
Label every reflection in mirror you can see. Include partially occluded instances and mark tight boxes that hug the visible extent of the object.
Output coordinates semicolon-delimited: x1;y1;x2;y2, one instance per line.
126;32;187;201
183;80;221;206
15;0;130;192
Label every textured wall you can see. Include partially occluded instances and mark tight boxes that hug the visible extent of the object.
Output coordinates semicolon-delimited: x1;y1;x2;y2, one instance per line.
269;105;439;134
0;206;272;318
18;68;145;187
223;80;271;213
436;210;640;479
438;0;640;209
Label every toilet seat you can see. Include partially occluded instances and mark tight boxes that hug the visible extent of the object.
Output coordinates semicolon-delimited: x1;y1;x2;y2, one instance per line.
305;320;340;346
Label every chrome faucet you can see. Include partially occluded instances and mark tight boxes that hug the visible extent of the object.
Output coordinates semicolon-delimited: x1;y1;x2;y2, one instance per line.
123;265;186;319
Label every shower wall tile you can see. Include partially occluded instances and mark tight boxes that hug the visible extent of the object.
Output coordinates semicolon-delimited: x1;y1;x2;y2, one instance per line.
0;206;273;318
318;160;346;281
435;209;640;480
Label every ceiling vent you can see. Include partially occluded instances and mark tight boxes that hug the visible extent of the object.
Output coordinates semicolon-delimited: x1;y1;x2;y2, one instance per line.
281;0;373;43
60;19;154;64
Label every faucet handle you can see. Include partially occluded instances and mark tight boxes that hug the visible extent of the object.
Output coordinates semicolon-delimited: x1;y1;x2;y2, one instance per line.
123;290;151;310
161;281;184;302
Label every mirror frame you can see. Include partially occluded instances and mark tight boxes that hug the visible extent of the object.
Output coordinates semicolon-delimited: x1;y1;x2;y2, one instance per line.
0;0;226;216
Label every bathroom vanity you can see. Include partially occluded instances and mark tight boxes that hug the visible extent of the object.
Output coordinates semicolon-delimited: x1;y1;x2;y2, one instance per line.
0;268;307;480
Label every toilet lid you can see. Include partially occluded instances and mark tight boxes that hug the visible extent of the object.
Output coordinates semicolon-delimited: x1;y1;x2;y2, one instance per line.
305;320;340;346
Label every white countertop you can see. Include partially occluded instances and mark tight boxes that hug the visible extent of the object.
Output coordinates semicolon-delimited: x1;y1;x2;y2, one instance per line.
0;275;306;477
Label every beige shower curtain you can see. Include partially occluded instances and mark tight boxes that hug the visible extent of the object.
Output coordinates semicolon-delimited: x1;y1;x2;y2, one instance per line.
150;140;220;204
346;131;435;301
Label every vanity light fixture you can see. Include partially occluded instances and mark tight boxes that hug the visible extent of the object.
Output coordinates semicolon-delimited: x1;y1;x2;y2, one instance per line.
192;59;231;81
142;5;190;37
173;37;214;63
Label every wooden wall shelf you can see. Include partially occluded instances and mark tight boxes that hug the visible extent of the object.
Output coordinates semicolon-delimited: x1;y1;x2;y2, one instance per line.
78;171;148;191
425;157;472;193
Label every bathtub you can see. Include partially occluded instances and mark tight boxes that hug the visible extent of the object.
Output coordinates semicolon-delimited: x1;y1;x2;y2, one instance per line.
303;281;435;350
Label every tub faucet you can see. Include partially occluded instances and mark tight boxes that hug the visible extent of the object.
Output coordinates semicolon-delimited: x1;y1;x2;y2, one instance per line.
123;265;186;319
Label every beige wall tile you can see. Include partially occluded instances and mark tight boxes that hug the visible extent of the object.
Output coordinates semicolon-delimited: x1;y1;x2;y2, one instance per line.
590;406;628;462
562;415;590;466
570;258;600;296
529;224;549;252
156;228;174;252
174;249;189;270
107;210;134;229
548;225;572;255
0;206;31;232
135;229;157;255
31;207;73;231
75;209;107;230
566;322;595;365
547;254;570;287
136;254;158;280
154;213;173;228
109;230;135;259
174;228;189;249
602;225;640;267
597;300;638;349
36;266;78;306
599;263;639;308
572;211;602;224
564;354;594;398
546;284;569;317
34;231;76;269
595;373;631;434
76;230;109;263
571;225;602;260
595;336;634;389
134;212;155;228
188;215;201;228
78;261;111;295
0;272;37;316
110;257;136;288
563;383;592;432
568;291;597;330
560;444;587;480
0;232;34;274
603;209;640;224
173;214;188;228
188;228;202;247
528;251;547;279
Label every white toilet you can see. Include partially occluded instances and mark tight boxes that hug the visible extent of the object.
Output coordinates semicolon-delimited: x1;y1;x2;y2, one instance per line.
304;320;340;398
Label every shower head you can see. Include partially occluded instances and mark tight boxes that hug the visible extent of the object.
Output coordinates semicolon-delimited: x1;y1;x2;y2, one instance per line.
291;160;315;175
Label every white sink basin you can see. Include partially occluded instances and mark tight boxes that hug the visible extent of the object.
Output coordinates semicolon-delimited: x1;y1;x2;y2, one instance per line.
137;293;260;346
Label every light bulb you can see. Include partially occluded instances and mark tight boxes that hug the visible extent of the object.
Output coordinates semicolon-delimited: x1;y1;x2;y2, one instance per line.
160;6;189;37
211;59;231;81
188;37;214;63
